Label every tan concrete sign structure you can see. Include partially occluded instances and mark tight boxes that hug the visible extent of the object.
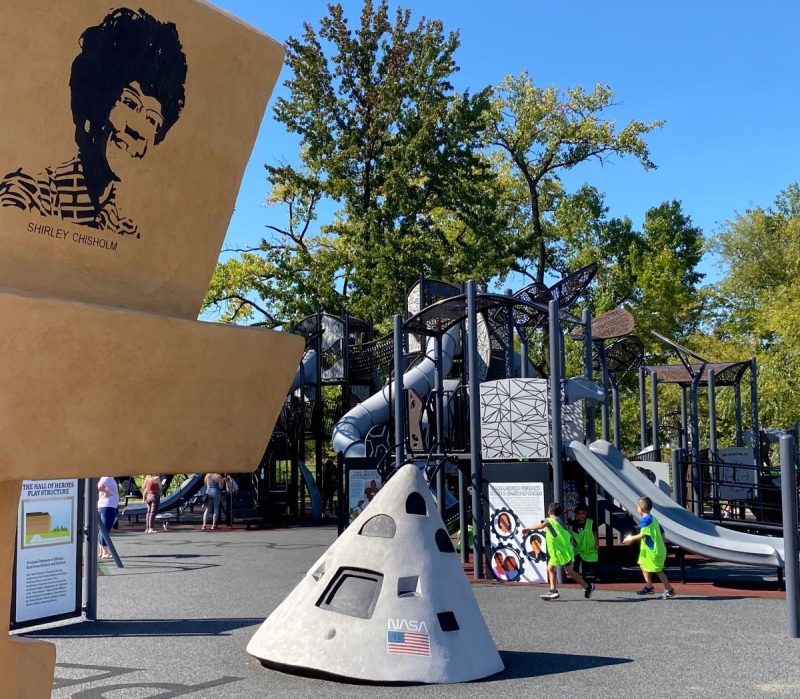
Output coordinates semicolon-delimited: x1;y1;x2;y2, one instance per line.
248;464;504;683
0;2;302;696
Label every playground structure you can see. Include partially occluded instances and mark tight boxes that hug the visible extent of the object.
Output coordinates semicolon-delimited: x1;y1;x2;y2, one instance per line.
250;262;800;680
266;264;800;581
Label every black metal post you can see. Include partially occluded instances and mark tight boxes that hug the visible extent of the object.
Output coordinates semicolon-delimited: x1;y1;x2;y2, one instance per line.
505;288;514;379
599;343;610;442
750;358;760;472
650;370;660;455
734;382;743;447
467;281;484;579
459;462;469;564
708;369;720;518
549;300;563;505
83;478;98;620
393;314;406;469
611;374;621;449
434;334;446;517
520;335;530;379
671;448;686;508
638;365;647;450
549;300;564;584
780;434;799;637
680;387;688;451
583;309;595;444
689;370;703;517
337;451;346;535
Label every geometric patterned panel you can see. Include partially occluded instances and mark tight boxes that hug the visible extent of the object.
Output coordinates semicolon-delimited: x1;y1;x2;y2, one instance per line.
562;400;584;444
480;379;550;460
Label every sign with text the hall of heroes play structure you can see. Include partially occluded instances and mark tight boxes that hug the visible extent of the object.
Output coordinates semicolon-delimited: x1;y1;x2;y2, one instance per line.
13;480;81;627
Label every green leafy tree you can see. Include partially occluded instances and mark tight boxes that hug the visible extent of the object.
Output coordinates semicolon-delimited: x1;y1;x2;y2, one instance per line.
703;183;800;429
205;0;509;326
485;72;664;285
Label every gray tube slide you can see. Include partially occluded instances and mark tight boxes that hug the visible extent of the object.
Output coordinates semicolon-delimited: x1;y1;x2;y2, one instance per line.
288;349;317;393
333;326;461;458
566;439;786;567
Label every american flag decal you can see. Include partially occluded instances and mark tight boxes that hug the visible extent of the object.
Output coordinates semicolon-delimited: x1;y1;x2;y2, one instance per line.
387;630;431;656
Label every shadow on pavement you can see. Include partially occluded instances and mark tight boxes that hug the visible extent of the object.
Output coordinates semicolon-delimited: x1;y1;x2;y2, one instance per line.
28;617;263;638
594;595;746;603
491;650;632;680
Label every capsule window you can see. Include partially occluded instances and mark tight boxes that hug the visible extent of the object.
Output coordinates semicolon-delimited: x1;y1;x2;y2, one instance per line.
437;611;459;632
397;575;421;598
435;528;455;553
359;514;397;538
405;492;427;516
316;567;384;619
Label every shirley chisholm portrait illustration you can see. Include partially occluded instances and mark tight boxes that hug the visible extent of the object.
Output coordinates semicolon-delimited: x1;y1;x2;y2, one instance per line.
0;7;187;239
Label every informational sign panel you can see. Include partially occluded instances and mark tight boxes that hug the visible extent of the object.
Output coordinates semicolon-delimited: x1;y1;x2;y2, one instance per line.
487;481;548;583
347;469;382;523
12;480;82;629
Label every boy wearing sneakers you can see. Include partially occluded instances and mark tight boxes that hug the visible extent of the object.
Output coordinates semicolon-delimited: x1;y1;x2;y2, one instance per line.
623;496;676;599
571;503;599;580
523;502;595;601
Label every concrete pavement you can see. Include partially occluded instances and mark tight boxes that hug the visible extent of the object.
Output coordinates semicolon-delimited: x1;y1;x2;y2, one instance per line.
22;524;800;698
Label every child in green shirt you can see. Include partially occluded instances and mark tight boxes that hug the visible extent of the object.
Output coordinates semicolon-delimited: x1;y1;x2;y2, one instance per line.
571;503;599;580
623;496;676;599
523;502;595;601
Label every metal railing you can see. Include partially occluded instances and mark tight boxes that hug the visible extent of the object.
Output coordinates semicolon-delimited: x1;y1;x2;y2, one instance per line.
679;453;797;531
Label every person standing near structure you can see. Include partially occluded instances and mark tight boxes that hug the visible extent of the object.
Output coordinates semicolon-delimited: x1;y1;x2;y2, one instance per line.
322;459;337;518
223;473;239;526
523;502;595;600
97;476;119;559
203;472;223;530
143;473;161;534
571;503;599;581
623;496;676;599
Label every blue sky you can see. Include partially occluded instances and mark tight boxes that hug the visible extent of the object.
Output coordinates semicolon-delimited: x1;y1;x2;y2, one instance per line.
211;1;800;289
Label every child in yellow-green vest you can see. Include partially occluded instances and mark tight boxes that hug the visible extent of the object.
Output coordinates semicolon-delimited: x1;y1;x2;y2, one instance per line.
623;496;677;599
571;503;599;581
523;502;595;601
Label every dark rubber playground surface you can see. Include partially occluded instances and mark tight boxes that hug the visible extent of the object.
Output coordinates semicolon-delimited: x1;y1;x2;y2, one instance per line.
21;523;800;698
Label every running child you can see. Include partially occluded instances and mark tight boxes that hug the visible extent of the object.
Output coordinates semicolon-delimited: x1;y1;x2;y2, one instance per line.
523;502;595;601
622;496;676;599
571;503;599;580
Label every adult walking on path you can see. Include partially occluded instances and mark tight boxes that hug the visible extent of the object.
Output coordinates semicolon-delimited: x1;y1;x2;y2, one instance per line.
203;472;224;530
97;476;119;559
143;474;162;534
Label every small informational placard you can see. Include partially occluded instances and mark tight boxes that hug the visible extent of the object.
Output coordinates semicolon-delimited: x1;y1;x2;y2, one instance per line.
12;479;82;628
348;469;382;522
487;481;547;583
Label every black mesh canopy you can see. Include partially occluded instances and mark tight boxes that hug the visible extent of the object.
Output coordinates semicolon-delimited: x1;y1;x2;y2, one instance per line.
403;293;550;337
533;263;598;310
646;361;751;387
573;307;635;340
594;335;645;376
348;335;396;386
407;278;460;310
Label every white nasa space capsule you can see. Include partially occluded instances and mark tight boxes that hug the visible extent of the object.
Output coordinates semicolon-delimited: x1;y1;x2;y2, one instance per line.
247;463;504;683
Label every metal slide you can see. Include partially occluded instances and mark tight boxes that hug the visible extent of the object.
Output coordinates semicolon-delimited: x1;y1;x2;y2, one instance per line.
332;325;461;457
288;349;317;393
121;473;205;520
566;439;786;567
297;460;323;518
